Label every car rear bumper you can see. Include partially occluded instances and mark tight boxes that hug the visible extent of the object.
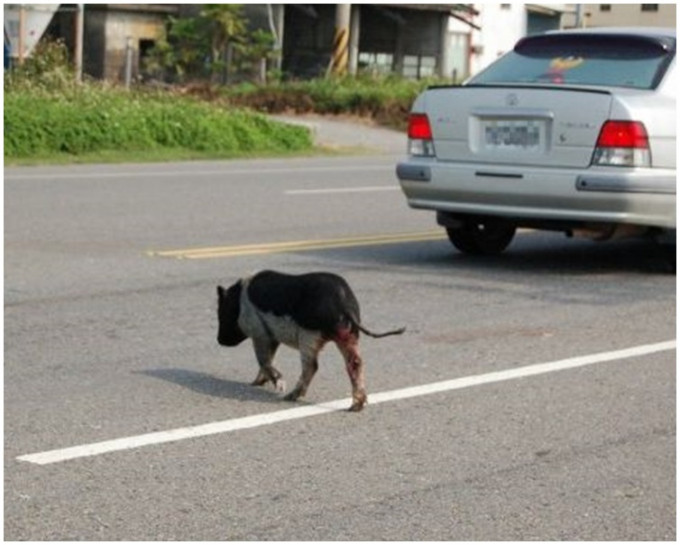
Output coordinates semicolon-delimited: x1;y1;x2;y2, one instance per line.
396;160;676;229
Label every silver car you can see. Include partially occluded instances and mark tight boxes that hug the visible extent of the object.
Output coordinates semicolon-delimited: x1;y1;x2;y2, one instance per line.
396;27;676;259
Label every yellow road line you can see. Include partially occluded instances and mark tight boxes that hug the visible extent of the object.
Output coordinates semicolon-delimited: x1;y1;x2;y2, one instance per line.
148;230;447;260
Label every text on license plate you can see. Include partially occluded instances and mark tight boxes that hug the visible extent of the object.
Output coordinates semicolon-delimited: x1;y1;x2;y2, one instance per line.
483;120;543;151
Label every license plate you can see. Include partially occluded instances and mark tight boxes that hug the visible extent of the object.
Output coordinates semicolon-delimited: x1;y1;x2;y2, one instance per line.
483;119;543;151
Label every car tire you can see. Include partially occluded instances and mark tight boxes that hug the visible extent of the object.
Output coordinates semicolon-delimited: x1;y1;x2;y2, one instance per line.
661;244;676;274
445;220;516;256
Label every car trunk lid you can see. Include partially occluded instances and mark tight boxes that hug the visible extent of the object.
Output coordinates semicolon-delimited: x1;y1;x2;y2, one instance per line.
423;85;614;168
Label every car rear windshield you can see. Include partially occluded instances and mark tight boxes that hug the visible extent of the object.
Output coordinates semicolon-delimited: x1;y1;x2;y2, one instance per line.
469;34;676;90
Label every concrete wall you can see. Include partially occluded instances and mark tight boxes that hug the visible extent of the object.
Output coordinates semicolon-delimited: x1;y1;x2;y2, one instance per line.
101;9;167;81
582;3;676;28
449;4;572;80
468;4;528;76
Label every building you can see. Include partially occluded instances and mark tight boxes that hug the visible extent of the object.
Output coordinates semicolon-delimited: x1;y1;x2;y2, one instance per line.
6;4;676;84
45;4;177;81
7;3;476;82
244;4;478;80
4;4;60;60
445;3;677;80
579;3;676;28
449;4;575;80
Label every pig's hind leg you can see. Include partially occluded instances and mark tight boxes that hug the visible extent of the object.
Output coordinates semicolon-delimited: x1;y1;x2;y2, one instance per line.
335;329;367;412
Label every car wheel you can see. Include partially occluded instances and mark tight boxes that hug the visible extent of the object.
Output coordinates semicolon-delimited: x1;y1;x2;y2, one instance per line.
445;220;516;256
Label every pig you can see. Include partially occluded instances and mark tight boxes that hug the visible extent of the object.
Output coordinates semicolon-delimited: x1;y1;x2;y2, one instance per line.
217;270;405;411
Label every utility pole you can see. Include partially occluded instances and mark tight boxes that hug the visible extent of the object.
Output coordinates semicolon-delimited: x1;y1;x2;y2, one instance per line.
124;36;133;88
575;4;587;28
348;5;359;76
267;4;284;72
18;4;26;65
329;3;350;77
74;4;84;81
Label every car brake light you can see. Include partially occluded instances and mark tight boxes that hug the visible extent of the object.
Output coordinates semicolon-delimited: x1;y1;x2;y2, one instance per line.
408;113;432;139
407;113;435;157
592;120;651;167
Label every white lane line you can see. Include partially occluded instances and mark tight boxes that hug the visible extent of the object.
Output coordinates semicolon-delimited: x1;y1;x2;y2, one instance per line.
4;165;388;181
16;340;675;466
286;186;400;195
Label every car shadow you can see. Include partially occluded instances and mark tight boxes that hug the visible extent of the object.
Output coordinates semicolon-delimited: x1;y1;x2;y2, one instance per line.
136;368;283;404
298;232;673;276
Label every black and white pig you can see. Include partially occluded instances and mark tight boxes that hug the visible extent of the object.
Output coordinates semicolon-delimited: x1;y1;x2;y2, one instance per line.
216;270;405;411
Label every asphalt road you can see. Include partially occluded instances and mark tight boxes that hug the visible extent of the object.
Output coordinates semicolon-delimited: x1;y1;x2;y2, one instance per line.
4;154;676;540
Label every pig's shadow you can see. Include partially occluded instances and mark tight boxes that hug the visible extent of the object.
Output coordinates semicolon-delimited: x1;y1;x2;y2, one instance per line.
137;368;284;404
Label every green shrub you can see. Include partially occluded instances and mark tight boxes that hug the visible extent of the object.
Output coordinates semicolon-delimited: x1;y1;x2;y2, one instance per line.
5;57;441;162
4;84;312;159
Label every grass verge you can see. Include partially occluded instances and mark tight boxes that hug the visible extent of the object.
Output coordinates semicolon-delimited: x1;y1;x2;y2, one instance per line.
4;84;314;163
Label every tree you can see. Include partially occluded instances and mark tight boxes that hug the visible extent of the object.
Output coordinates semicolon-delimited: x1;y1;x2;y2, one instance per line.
202;4;247;83
246;29;278;83
143;15;211;82
144;5;276;85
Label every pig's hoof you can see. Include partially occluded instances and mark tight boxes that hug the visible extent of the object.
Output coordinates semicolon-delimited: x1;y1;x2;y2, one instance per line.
283;390;300;402
348;402;365;412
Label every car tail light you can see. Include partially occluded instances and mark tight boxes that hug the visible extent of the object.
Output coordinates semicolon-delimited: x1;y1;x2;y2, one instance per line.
592;120;651;167
408;113;436;157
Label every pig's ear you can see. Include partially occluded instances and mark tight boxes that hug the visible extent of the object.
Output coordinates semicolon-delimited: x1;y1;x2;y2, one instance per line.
217;285;225;297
